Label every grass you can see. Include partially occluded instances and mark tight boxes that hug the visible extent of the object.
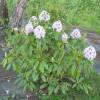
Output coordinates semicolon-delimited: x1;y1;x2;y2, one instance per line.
7;0;18;16
7;0;100;34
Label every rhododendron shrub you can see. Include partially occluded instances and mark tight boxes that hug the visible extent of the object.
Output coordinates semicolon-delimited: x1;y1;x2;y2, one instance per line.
3;11;96;95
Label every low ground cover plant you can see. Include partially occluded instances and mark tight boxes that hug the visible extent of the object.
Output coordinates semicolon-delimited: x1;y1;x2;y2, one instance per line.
3;10;97;96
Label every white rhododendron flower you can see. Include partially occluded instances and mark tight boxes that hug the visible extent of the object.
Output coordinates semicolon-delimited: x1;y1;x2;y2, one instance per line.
33;25;46;39
29;16;38;26
61;33;68;43
29;16;37;23
52;20;63;32
13;27;18;31
84;46;96;61
25;23;33;34
71;29;81;39
39;10;50;21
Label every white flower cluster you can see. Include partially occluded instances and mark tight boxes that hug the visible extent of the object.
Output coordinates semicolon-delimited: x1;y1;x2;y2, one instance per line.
61;33;68;43
71;29;81;39
84;46;96;61
29;16;38;23
24;10;50;38
33;25;46;39
52;20;63;32
39;10;50;22
24;10;97;61
25;23;33;35
24;11;64;39
28;16;38;26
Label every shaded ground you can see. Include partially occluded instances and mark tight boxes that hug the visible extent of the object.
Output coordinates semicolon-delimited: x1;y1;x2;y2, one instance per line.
0;27;100;99
0;31;25;98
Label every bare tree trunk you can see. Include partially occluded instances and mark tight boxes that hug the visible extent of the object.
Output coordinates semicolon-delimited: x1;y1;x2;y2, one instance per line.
10;0;29;28
0;0;8;18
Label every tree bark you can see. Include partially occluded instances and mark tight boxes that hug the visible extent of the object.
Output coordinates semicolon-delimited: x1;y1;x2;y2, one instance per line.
10;0;29;28
0;0;8;18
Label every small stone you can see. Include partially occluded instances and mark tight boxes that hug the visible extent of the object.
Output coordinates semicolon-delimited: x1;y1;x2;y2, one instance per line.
7;79;10;82
5;89;9;94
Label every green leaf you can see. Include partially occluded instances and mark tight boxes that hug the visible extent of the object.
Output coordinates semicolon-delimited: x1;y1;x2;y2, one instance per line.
48;86;54;95
83;84;89;94
40;84;47;89
34;61;39;69
39;63;45;73
32;72;39;81
39;61;48;73
70;66;76;77
72;83;77;88
42;61;49;70
30;82;36;90
54;85;59;94
61;83;68;94
6;64;12;70
2;59;8;68
41;75;46;82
